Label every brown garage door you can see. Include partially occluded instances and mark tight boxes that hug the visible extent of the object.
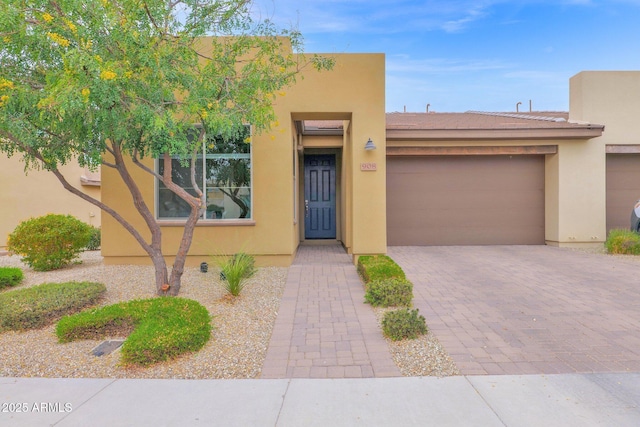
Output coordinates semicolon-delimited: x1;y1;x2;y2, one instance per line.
606;154;640;232
387;155;545;245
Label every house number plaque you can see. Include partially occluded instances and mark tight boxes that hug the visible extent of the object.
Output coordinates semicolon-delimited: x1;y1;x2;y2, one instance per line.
360;162;377;171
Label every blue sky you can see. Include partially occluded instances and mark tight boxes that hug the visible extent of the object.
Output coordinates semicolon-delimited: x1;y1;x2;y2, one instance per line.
251;0;640;113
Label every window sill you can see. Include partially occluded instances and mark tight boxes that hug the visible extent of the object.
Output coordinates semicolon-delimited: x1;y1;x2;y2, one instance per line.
157;219;256;227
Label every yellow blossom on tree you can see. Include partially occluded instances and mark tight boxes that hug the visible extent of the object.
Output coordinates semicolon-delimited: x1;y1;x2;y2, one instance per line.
0;95;9;107
0;78;14;90
42;13;54;23
81;88;90;98
94;55;102;62
100;70;116;80
47;32;70;47
64;19;78;35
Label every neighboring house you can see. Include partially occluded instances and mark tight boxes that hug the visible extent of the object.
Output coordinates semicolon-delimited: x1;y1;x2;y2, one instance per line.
3;47;638;265
0;159;101;251
385;110;604;246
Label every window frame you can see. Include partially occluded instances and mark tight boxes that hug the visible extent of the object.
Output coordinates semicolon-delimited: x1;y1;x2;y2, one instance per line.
155;125;253;222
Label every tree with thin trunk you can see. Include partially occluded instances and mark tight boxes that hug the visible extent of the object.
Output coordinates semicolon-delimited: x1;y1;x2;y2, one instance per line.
0;0;333;295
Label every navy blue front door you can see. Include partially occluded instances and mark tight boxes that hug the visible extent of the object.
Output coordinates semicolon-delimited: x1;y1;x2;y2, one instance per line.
304;155;336;239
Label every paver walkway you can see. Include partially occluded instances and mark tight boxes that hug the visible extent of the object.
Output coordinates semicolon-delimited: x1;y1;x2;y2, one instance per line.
389;246;640;376
261;244;399;378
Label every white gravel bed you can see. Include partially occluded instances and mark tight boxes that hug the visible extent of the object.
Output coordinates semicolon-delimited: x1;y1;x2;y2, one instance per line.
0;252;286;379
372;307;460;377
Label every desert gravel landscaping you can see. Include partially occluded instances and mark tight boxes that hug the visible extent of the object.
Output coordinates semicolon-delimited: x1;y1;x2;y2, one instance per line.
0;251;458;378
0;252;287;379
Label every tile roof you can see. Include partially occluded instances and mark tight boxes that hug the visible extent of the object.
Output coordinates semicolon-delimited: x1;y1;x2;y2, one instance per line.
385;111;601;130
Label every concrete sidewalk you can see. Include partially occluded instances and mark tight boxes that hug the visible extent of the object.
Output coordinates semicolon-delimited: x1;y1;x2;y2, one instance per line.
2;373;640;426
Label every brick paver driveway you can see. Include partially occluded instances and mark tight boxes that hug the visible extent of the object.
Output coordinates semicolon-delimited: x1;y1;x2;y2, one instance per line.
388;246;640;375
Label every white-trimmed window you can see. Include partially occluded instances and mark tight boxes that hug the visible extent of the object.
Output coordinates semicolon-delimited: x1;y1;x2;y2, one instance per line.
157;126;252;220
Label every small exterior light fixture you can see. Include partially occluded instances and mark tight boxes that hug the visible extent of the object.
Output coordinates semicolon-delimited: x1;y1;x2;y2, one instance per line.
200;262;208;273
364;138;376;150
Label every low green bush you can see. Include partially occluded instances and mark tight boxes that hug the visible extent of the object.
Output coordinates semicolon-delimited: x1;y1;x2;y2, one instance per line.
382;308;428;341
0;281;106;332
364;277;413;307
0;267;23;290
7;214;93;271
219;252;256;297
357;255;406;284
56;297;212;366
606;229;640;255
86;226;101;251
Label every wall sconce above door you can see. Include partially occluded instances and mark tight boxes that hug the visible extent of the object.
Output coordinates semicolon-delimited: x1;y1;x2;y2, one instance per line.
364;138;376;150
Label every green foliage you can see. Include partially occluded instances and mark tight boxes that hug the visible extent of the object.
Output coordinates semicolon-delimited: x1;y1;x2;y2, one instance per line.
0;281;105;332
357;255;406;284
86;226;101;251
0;0;333;294
0;267;23;290
56;297;212;366
606;229;640;255
382;308;428;341
364;278;414;307
219;252;256;297
0;0;334;169
7;214;93;271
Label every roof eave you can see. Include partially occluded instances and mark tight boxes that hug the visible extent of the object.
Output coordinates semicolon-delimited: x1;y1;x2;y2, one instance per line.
385;127;604;141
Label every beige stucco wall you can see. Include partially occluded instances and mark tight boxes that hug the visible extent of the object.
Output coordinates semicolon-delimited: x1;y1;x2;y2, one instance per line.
0;156;101;250
101;48;386;266
570;71;640;142
544;140;606;247
566;71;640;246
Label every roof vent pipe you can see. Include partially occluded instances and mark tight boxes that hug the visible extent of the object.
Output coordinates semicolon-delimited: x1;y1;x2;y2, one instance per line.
426;104;430;113
529;100;532;112
516;102;522;112
404;105;406;113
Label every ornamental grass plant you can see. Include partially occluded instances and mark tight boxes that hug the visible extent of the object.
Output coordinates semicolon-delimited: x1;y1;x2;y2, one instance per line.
219;252;256;297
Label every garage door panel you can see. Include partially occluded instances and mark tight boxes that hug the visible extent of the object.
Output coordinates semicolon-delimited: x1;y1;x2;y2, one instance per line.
606;154;640;231
387;155;545;245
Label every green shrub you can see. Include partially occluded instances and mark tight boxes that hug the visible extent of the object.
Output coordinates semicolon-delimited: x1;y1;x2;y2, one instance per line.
364;277;413;307
382;308;428;341
0;267;23;290
219;252;256;297
0;281;106;332
86;226;101;251
7;214;93;271
606;229;640;255
357;255;406;284
56;297;212;366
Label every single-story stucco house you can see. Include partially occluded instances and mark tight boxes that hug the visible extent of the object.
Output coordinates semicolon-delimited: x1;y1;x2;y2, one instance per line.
3;42;640;266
